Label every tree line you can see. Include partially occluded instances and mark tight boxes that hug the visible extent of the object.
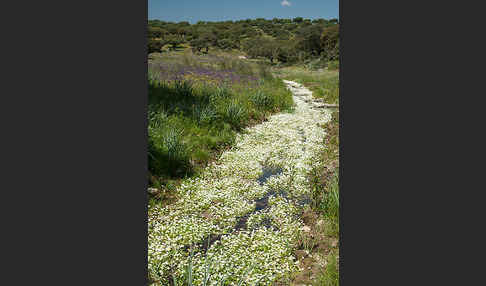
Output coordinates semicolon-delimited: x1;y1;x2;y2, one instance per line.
148;17;339;64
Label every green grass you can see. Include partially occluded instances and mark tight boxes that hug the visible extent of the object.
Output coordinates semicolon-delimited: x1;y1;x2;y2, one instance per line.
314;250;339;286
321;171;339;237
273;66;339;105
148;53;294;188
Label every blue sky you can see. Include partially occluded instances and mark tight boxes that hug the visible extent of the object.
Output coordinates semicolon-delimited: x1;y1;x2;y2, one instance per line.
148;0;339;23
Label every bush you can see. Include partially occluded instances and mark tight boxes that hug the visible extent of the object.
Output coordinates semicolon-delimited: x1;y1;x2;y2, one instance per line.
148;39;164;54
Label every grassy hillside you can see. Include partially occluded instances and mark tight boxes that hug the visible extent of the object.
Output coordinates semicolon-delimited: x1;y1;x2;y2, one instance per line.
148;17;339;66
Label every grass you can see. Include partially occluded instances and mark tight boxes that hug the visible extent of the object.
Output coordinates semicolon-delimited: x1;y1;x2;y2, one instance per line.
305;110;339;286
148;51;294;193
314;250;339;286
273;66;339;105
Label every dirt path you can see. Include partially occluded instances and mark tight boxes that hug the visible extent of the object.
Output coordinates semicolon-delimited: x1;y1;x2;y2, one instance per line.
148;80;332;285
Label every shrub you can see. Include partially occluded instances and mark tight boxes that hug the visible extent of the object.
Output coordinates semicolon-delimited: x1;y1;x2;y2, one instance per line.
148;39;164;54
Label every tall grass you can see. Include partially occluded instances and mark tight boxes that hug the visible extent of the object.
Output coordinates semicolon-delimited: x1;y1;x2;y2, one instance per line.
321;171;339;236
250;90;274;111
314;250;339;286
223;99;248;130
148;110;192;178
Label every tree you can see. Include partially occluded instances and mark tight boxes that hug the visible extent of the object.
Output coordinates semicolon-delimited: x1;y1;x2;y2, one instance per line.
312;18;327;24
273;28;290;40
218;38;235;50
293;17;303;23
148;39;164;54
295;24;325;56
329;18;339;24
277;44;298;64
190;38;205;53
320;25;339;60
166;35;184;50
200;32;216;53
148;27;165;39
241;37;281;63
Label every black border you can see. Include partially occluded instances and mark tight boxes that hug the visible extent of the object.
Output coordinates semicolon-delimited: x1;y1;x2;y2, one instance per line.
5;0;474;284
3;1;148;285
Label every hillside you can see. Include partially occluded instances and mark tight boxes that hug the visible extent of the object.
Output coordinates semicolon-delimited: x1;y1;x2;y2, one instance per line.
148;17;339;66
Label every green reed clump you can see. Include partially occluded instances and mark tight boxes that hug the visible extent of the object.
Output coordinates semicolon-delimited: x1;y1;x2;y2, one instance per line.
148;109;192;178
250;90;274;111
320;172;339;223
223;99;248;130
193;104;218;125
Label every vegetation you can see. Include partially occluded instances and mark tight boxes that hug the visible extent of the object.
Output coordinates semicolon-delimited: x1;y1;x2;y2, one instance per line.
148;52;294;195
284;70;340;285
148;17;339;66
274;67;339;104
148;75;334;285
148;246;262;286
147;17;340;286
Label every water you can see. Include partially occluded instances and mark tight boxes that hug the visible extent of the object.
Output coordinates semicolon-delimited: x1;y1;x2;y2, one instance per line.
257;166;283;185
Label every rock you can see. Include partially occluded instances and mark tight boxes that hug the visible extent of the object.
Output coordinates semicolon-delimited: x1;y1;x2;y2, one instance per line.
148;187;159;194
313;103;339;108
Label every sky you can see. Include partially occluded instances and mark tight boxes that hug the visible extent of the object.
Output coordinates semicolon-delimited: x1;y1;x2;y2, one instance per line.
148;0;339;23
